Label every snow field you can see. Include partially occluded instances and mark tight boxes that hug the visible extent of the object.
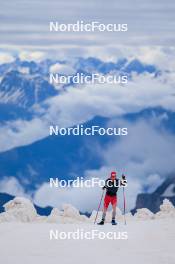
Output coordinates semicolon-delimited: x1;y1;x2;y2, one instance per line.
0;197;174;263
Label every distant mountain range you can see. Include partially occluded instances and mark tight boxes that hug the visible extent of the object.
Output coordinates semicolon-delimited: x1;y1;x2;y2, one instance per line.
0;70;57;108
0;108;174;192
132;175;175;213
75;57;156;74
0;57;157;122
0;56;163;190
0;56;173;213
0;116;109;190
0;69;58;121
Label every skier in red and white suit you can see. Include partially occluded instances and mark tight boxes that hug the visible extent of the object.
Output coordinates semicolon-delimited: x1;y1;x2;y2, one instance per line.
98;171;126;225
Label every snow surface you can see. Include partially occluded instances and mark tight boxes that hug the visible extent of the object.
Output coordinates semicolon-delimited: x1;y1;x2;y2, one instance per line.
0;197;175;264
0;220;174;264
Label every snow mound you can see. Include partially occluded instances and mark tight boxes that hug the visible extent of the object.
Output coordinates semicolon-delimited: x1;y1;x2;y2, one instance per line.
61;204;89;223
1;197;174;224
160;199;175;212
0;197;37;222
47;208;62;223
134;208;154;220
155;199;175;219
35;215;47;222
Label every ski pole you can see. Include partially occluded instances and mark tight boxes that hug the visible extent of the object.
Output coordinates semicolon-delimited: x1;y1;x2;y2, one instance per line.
94;189;105;224
122;186;127;225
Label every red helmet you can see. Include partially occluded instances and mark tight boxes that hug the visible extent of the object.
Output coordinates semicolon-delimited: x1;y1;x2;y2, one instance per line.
111;171;117;177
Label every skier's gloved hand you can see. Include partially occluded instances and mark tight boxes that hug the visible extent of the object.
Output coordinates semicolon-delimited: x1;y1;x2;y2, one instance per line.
121;174;127;187
122;174;126;180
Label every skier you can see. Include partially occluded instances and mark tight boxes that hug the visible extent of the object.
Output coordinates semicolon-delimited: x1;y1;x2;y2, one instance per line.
98;171;126;225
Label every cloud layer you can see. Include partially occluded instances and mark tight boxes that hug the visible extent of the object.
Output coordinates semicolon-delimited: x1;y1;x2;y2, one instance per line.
1;0;175;51
33;117;175;212
0;68;174;152
0;48;175;212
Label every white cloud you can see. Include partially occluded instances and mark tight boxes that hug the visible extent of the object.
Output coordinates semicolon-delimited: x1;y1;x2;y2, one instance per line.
0;177;26;197
1;116;174;212
19;51;46;62
0;52;15;64
45;72;175;127
99;119;175;209
103;119;175;177
0;118;48;152
136;46;175;71
17;67;30;74
50;63;75;75
33;167;121;212
145;174;164;193
1;0;175;49
0;70;175;152
33;117;175;212
34;182;101;212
